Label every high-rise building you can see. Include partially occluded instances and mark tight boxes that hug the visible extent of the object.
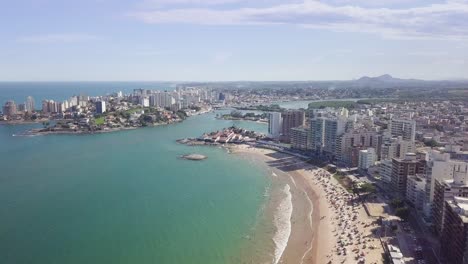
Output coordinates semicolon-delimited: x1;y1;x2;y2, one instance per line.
18;104;26;112
323;117;346;158
379;159;393;184
432;160;468;235
358;148;376;170
390;118;416;141
441;197;468;264
78;94;89;107
406;175;427;211
290;126;310;151
42;100;49;113
280;110;305;142
391;153;426;198
42;100;60;113
95;101;106;114
336;129;381;167
310;118;325;152
2;100;17;117
268;112;282;139
139;97;149;107
25;96;35;112
380;136;415;160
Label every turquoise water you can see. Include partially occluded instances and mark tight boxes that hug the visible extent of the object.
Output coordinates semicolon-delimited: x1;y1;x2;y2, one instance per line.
0;112;270;264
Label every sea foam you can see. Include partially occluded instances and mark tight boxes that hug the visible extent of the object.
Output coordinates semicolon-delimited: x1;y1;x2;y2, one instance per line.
272;184;293;264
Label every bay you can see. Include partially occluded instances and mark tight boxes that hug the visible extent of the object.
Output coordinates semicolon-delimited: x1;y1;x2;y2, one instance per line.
0;102;270;264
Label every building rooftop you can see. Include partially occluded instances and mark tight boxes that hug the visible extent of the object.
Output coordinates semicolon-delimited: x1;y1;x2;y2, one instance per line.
448;197;468;223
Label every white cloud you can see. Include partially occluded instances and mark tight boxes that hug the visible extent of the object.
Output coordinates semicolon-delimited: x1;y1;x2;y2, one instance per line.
17;33;100;44
128;0;468;39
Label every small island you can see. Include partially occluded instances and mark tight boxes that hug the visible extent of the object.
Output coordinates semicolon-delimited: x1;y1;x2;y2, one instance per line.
181;154;207;161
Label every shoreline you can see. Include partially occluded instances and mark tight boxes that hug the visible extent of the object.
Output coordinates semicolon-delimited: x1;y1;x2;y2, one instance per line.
228;144;384;264
229;145;325;264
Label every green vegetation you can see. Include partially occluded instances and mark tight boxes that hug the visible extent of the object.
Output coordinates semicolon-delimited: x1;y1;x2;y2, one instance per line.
356;98;402;105
390;198;410;220
395;207;410;220
124;107;143;114
95;117;105;126
390;198;404;208
236;104;284;112
424;139;439;148
221;110;267;120
308;100;356;109
333;174;354;193
255;104;284;112
357;182;377;194
176;110;188;120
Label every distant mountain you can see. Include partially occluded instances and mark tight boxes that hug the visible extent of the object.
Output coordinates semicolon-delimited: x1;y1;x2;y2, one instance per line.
357;74;417;83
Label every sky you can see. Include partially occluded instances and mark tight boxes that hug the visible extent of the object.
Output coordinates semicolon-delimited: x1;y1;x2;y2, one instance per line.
0;0;467;81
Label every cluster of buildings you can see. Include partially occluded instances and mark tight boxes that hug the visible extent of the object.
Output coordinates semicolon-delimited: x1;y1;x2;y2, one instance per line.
1;96;35;120
267;100;468;263
1;87;215;121
197;127;261;144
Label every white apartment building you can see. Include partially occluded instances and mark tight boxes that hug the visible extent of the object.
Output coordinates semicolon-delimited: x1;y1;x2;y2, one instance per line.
406;174;427;211
359;148;376;170
268;112;282;139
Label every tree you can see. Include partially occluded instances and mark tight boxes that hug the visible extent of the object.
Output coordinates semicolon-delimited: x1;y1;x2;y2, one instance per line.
357;182;376;194
230;110;243;118
425;139;438;148
390;198;404;208
395;207;410;220
176;110;187;120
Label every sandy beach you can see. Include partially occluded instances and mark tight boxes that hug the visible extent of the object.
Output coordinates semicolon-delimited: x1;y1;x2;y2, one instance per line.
229;144;384;264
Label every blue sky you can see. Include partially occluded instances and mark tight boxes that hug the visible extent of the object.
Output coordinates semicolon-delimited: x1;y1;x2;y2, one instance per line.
0;0;467;81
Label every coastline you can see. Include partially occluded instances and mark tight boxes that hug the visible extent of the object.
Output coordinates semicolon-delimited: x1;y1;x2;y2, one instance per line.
229;144;384;264
229;145;326;264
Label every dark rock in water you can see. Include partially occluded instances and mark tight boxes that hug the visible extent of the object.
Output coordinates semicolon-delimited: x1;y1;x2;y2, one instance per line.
181;154;207;161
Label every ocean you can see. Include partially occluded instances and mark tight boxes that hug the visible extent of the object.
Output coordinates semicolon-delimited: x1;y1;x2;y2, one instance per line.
0;82;176;104
0;82;273;264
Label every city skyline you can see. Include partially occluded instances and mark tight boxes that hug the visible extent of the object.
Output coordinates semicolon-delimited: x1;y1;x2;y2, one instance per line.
1;0;467;81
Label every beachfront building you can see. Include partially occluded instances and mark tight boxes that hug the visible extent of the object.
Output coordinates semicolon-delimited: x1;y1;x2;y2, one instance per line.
336;129;381;167
432;161;468;235
310;117;325;153
406;174;427;211
96;101;106;114
426;151;467;206
280;110;305;142
290;126;311;151
379;159;393;184
42;100;62;114
2;100;17;117
391;153;427;198
358;148;377;170
441;197;468;264
390;118;416;141
25;96;35;112
268;112;282;139
323;117;347;159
